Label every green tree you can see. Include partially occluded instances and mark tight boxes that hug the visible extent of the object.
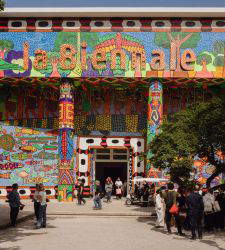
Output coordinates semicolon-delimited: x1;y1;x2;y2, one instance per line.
0;40;14;59
81;33;99;49
212;40;224;56
154;32;201;71
149;98;225;188
212;40;225;67
196;52;212;66
54;32;77;52
0;0;4;11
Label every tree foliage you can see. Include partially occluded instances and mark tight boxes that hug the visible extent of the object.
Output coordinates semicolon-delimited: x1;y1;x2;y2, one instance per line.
0;0;4;11
149;97;225;187
0;40;14;52
154;32;201;49
196;52;213;65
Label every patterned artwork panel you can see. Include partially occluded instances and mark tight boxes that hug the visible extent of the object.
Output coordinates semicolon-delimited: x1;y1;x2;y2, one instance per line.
0;124;59;186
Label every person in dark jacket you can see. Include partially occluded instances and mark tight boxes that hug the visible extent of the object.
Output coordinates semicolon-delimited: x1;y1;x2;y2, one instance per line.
33;184;40;224
186;185;204;240
93;180;102;209
142;181;150;207
77;179;86;205
8;183;24;227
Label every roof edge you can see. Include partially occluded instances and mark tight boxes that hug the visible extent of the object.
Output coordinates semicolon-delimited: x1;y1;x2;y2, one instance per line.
1;7;225;18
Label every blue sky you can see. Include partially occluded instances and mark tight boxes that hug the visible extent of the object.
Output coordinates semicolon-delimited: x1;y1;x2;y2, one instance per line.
6;0;225;8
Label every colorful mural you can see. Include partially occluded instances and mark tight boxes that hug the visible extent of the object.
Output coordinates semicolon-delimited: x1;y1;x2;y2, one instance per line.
193;156;224;187
0;32;225;78
0;124;59;186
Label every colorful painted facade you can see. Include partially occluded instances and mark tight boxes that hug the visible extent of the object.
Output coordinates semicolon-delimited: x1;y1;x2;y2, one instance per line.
0;18;225;200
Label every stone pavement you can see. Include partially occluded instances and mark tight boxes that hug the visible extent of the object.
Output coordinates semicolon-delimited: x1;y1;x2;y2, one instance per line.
0;216;225;250
0;202;34;230
0;197;153;229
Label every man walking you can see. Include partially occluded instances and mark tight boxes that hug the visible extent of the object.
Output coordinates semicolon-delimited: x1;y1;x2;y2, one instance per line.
33;184;40;224
8;183;24;227
186;185;204;240
77;179;86;205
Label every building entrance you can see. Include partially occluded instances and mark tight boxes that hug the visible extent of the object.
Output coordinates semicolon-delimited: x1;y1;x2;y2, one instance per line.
94;148;129;192
95;162;127;191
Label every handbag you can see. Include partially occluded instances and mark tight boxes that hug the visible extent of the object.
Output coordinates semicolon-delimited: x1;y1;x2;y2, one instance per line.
169;204;179;215
116;188;122;195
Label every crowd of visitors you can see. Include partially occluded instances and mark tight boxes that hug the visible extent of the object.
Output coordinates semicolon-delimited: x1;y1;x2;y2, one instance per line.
154;183;225;240
6;179;225;238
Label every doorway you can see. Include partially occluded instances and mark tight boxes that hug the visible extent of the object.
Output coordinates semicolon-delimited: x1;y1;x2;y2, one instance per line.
95;162;127;191
93;148;129;193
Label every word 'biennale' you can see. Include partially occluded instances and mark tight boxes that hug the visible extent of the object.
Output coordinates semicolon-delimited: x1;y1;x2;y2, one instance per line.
21;42;196;72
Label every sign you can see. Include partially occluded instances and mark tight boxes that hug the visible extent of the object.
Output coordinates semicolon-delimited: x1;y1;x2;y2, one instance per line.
0;32;224;78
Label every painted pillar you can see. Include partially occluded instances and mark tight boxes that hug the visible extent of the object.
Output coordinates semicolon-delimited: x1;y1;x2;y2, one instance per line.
146;80;163;176
58;81;75;202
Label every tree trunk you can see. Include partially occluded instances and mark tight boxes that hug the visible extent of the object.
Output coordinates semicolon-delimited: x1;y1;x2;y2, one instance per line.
50;61;60;77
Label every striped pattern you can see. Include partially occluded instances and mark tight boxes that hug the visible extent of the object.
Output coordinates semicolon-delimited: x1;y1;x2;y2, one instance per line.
1;18;225;32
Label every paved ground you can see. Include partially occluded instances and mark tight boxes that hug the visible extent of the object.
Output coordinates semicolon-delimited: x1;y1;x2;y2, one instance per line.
0;216;225;250
0;202;34;229
0;197;152;228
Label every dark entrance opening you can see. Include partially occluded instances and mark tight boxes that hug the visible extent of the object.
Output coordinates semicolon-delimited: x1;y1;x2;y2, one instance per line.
95;162;127;192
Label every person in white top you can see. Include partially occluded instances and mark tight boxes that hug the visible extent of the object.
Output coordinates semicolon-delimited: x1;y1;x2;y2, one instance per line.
115;178;123;199
155;189;165;228
203;189;215;232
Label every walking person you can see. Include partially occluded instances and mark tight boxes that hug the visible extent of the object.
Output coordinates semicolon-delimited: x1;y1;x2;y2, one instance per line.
105;177;113;203
203;189;215;233
36;184;47;229
77;179;86;205
162;182;184;236
115;178;123;199
93;180;102;209
33;184;40;224
215;188;225;231
155;189;165;228
142;181;150;207
186;185;204;240
8;183;25;227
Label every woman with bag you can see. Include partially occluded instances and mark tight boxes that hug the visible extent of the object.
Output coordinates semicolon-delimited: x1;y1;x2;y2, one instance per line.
115;178;123;199
162;182;184;235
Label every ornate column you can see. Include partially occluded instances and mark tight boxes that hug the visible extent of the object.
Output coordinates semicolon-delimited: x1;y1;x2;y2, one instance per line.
146;80;163;176
58;80;75;202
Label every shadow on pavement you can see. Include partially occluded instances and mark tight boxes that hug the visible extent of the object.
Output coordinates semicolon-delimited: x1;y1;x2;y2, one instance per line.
136;214;225;250
0;215;58;248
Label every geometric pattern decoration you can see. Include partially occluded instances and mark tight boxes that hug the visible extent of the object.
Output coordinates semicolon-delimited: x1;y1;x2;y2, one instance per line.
58;82;75;201
1;18;224;33
146;80;163;172
58;169;75;185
